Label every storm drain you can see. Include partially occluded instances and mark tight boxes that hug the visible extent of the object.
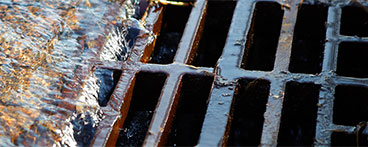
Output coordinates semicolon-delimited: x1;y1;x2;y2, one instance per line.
88;0;368;146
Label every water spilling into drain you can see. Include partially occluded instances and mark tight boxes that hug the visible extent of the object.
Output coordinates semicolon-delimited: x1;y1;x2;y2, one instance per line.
0;0;145;146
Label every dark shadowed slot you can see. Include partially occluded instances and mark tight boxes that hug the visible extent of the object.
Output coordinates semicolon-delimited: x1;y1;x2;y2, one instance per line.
166;75;214;146
241;2;284;71
277;82;320;146
72;112;99;146
190;1;236;67
289;4;328;74
333;85;368;126
149;3;193;64
95;69;122;107
115;72;167;146
227;79;270;146
340;5;368;37
331;132;368;146
336;42;368;78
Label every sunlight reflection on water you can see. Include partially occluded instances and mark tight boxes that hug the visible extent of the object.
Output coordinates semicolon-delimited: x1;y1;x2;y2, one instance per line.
0;0;143;145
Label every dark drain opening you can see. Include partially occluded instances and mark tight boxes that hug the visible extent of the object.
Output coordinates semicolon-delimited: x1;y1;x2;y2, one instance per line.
190;1;236;67
95;69;122;107
227;79;270;146
336;42;368;78
340;5;368;37
241;2;284;71
289;4;327;74
116;72;167;146
166;74;214;146
277;82;320;146
333;85;368;126
331;132;368;146
149;3;192;64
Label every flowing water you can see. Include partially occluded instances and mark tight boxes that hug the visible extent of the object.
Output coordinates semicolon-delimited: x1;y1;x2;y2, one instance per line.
0;0;145;146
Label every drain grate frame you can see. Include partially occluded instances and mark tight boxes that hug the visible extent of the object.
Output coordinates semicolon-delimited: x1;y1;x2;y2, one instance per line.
87;0;368;146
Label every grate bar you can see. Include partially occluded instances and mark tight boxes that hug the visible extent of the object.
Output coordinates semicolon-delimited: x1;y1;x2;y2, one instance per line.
197;84;237;146
339;36;368;42
315;6;341;145
139;63;214;75
332;125;356;134
144;74;182;146
216;1;253;80
198;1;253;146
142;0;209;146
92;67;138;146
174;0;207;64
334;77;368;86
272;0;298;72
315;83;336;145
260;81;286;146
236;69;271;80
322;6;341;72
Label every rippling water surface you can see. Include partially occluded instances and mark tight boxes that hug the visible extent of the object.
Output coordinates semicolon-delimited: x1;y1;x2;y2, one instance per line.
0;0;143;146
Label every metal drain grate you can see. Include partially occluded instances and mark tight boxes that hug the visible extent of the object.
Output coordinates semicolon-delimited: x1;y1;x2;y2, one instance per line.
88;0;368;146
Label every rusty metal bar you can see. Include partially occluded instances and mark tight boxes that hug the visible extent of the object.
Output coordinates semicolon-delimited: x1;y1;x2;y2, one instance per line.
198;1;253;146
139;63;213;75
89;0;368;146
197;83;237;146
90;5;165;146
174;0;207;64
216;1;253;79
143;74;182;146
143;0;208;146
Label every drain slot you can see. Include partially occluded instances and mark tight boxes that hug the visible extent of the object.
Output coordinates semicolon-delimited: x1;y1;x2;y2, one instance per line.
166;75;214;146
149;4;192;64
241;2;284;71
227;79;270;146
116;72;167;146
340;5;368;37
336;42;368;78
289;4;327;74
333;85;368;126
191;1;236;67
95;69;122;107
277;82;320;146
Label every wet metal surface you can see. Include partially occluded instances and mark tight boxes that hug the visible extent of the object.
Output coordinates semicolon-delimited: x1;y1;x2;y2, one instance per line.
91;1;213;146
197;0;368;146
2;0;368;146
93;0;368;146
